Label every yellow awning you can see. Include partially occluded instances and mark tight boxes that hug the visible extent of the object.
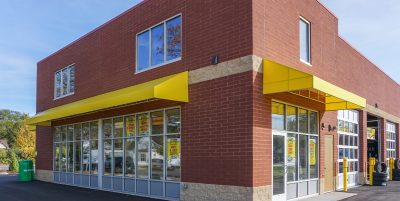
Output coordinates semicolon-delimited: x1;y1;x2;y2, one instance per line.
263;59;366;111
27;71;189;126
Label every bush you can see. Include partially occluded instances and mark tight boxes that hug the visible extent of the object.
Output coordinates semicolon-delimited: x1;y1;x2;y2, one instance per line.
8;149;19;172
0;149;8;165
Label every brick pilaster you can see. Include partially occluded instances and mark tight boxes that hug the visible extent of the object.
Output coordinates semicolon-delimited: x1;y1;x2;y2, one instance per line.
358;110;368;173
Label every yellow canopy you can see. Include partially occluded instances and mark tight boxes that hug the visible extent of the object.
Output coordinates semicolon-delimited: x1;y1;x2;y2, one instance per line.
27;71;189;126
263;59;366;111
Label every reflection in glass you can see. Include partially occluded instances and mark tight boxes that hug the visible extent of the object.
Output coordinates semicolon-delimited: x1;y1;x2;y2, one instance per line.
151;111;164;135
54;143;60;171
287;106;298;132
103;119;112;139
55;71;61;98
62;69;68;95
82;123;90;140
287;133;297;182
67;142;73;172
61;126;67;142
67;125;74;141
166;16;182;61
90;140;98;174
69;66;75;93
113;117;123;138
55;127;61;142
310;111;318;134
151;24;165;66
61;143;67;172
125;138;135;177
299;135;308;180
166;135;180;181
151;136;164;180
90;121;98;140
125;116;136;137
137;31;150;71
114;139;123;176
138;114;149;136
310;136;318;179
104;140;112;176
137;137;149;179
74;141;81;173
272;102;285;130
273;135;285;195
299;109;308;133
74;124;81;141
82;140;90;174
166;109;180;133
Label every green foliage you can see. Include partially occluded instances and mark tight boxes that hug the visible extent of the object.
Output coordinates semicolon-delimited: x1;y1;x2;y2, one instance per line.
8;149;19;172
0;149;8;164
15;125;36;162
0;109;28;148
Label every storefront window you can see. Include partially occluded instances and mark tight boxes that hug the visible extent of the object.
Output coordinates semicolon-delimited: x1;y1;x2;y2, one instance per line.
54;107;181;187
309;136;318;179
125;138;135;177
272;102;285;130
287;133;298;182
287;106;298;132
137;136;149;179
299;109;308;133
299;134;308;180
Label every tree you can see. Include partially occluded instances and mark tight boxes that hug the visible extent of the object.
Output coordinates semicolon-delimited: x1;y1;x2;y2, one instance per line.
0;109;28;147
15;124;36;162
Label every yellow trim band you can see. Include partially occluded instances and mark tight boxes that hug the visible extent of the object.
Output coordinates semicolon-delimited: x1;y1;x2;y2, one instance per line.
27;71;189;126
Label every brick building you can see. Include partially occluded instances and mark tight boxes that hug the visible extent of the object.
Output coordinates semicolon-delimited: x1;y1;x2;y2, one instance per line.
27;1;400;201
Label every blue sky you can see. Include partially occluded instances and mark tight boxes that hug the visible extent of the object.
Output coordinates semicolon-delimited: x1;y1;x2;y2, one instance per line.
320;0;400;84
0;0;141;115
0;1;399;116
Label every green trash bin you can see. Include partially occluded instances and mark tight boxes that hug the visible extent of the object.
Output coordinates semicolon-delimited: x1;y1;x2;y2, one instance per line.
18;160;34;182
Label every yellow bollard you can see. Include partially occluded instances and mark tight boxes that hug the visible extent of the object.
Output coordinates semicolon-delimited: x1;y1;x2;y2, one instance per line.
390;158;394;181
369;157;376;186
343;157;348;192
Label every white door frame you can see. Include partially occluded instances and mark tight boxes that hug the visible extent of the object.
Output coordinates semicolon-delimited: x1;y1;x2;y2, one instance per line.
272;130;287;201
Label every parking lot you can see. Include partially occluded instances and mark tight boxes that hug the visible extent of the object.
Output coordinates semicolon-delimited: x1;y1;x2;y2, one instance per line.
0;175;160;201
303;181;400;201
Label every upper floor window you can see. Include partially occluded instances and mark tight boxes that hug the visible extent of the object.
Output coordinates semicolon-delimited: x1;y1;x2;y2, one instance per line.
136;15;182;73
299;17;311;64
55;64;75;99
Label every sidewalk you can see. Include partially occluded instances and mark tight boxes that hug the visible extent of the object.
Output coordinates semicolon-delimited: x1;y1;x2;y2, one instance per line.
301;181;400;201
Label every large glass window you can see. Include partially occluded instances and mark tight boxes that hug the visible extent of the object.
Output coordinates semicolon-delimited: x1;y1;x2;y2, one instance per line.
53;108;181;187
300;18;311;64
272;102;319;199
54;64;75;99
272;102;285;130
136;15;182;73
82;123;90;174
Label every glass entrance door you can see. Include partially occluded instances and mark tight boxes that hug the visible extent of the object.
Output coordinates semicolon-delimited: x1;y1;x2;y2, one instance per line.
273;132;286;201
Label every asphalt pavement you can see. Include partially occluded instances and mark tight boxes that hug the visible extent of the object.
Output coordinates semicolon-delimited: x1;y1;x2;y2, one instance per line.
0;175;160;201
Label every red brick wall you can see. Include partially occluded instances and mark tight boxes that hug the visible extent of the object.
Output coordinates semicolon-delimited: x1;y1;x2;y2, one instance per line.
36;0;253;113
253;0;400;117
358;110;368;172
36;126;53;170
182;71;254;186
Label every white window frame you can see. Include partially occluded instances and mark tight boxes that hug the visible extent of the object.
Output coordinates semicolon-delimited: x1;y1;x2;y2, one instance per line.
299;16;311;66
135;14;182;74
54;64;75;100
386;122;396;160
